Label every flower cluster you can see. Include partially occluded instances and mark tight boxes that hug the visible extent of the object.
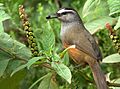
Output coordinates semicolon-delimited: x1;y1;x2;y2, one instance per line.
19;5;39;56
106;23;120;54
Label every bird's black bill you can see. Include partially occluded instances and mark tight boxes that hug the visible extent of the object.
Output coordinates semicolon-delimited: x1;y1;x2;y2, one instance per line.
46;14;58;19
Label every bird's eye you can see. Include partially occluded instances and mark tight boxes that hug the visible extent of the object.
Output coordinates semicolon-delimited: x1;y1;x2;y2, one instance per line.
62;12;67;15
57;13;61;17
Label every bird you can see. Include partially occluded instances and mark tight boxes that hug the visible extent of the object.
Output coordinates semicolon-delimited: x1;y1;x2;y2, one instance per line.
46;8;108;89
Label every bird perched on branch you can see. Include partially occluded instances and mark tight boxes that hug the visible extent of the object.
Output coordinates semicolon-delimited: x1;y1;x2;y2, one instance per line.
46;8;108;89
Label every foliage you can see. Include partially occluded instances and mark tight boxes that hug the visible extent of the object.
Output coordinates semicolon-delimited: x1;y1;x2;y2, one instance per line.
0;0;120;89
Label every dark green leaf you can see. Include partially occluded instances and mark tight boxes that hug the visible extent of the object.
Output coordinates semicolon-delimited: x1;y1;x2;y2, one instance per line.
38;73;52;89
6;60;22;74
29;73;51;89
11;64;27;76
0;49;12;60
0;33;32;60
0;59;10;77
51;62;71;84
102;53;120;63
49;77;59;89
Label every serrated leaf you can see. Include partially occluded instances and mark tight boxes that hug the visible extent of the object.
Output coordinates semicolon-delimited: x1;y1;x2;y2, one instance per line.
34;21;55;50
107;0;120;17
102;53;120;63
10;64;27;76
82;0;100;17
114;16;120;30
0;33;32;60
38;73;52;89
84;16;116;34
51;62;71;84
0;59;10;77
27;57;46;69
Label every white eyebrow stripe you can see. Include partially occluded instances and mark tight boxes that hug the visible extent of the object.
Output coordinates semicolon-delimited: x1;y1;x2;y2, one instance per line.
57;9;74;13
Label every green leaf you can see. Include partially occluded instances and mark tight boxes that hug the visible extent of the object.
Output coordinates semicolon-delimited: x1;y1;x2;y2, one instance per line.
0;33;32;60
62;52;69;65
0;70;26;89
34;21;55;50
0;59;10;77
102;53;120;63
6;60;22;74
26;56;46;69
11;64;27;76
0;22;4;33
11;56;46;76
111;78;120;89
38;73;52;89
29;73;51;89
52;52;61;62
48;77;59;89
84;16;116;34
0;49;12;60
51;62;72;84
0;10;10;22
0;9;10;33
107;0;120;17
114;16;120;30
82;0;100;17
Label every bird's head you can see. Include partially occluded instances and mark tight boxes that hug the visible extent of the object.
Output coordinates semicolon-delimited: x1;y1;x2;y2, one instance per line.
46;8;80;23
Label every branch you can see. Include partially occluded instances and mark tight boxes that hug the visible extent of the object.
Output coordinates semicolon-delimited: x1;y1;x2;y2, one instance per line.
107;82;120;87
77;69;120;87
54;0;62;8
0;47;27;62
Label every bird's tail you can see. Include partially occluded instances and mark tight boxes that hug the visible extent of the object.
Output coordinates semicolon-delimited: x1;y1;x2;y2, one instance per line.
87;59;108;89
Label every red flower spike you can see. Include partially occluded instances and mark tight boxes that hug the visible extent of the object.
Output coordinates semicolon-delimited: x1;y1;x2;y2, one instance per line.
105;23;113;34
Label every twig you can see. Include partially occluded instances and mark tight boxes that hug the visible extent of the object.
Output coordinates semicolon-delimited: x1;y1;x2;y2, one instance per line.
0;47;27;62
107;82;120;87
54;0;62;8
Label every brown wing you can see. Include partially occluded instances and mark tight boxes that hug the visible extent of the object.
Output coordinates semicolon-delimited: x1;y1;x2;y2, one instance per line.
64;26;102;61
